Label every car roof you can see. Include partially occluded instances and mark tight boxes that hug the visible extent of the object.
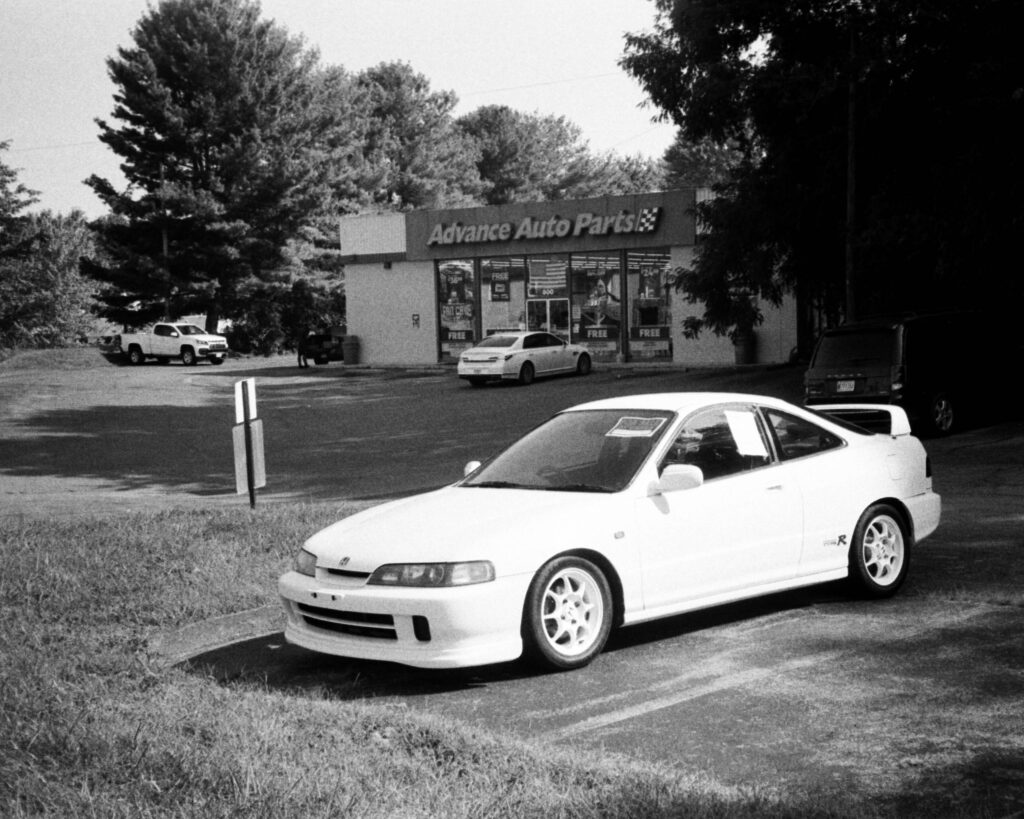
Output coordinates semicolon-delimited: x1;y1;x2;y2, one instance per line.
823;310;979;334
564;392;797;415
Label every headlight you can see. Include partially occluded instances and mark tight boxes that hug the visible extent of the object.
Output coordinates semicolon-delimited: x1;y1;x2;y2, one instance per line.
367;561;495;587
294;549;317;577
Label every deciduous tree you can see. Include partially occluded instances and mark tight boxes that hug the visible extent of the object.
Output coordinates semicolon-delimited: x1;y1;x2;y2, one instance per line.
0;210;98;348
457;105;666;203
355;62;483;210
624;0;1024;343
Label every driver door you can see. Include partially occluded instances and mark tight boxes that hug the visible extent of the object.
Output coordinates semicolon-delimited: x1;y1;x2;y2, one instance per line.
152;324;178;356
634;404;804;614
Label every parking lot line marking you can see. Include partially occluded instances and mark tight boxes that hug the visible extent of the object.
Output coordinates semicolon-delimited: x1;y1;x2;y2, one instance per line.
544;603;995;740
544;654;833;739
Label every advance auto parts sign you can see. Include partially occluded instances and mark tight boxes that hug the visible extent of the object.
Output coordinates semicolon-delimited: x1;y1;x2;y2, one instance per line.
427;207;661;247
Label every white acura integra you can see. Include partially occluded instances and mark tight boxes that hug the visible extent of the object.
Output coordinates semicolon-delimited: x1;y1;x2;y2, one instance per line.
278;393;941;672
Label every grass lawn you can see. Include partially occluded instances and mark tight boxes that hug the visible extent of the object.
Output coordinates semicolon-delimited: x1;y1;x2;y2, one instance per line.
1;505;883;818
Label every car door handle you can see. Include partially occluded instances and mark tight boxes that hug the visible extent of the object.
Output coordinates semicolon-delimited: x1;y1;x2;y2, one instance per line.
765;484;784;491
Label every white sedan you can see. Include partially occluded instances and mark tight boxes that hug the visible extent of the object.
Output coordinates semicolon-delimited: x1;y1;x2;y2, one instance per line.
456;331;592;386
278;393;941;671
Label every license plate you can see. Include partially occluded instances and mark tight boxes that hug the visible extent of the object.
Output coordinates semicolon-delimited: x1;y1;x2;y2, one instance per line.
836;380;855;393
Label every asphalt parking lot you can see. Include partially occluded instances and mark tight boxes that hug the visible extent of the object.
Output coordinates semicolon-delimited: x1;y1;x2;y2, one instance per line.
2;347;1022;812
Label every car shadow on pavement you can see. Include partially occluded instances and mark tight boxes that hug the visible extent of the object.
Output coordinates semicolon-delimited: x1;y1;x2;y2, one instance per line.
180;633;534;695
177;583;848;698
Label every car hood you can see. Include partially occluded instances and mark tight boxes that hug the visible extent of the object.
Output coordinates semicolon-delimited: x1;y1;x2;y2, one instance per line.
191;334;227;343
303;486;626;575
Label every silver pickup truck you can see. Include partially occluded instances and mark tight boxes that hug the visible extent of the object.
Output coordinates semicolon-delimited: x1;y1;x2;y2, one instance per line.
117;322;229;366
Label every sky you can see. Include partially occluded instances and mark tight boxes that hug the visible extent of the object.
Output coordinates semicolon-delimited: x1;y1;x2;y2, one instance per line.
0;0;678;219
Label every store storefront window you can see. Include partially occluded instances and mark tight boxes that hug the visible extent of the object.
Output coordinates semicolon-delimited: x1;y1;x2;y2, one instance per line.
437;259;476;362
480;256;527;335
571;252;622;359
525;254;570;338
627;250;672;359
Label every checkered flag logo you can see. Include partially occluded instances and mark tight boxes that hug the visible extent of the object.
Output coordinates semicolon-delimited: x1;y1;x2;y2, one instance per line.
635;207;660;233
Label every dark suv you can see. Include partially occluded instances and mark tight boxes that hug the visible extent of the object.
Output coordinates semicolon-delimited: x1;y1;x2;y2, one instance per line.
803;312;1017;435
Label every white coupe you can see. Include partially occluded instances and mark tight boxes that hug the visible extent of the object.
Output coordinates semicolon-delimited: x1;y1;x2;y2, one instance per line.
456;331;592;386
278;393;941;671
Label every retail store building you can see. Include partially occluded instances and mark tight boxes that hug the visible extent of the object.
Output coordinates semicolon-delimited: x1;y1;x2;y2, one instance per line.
339;189;796;367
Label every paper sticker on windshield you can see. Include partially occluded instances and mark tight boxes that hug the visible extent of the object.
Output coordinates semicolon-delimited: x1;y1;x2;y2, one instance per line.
607;416;666;438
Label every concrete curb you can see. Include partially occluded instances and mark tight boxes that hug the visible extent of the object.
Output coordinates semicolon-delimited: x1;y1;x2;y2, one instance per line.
148;604;282;667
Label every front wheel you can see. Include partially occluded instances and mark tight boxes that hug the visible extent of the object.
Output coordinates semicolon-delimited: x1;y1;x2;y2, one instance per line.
848;504;910;598
181;347;197;366
576;354;592;376
518;361;535;386
523;556;612;671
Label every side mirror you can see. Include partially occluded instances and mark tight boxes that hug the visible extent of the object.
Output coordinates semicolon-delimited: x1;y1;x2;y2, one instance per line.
463;460;482;478
650;464;704;495
170;331;180;338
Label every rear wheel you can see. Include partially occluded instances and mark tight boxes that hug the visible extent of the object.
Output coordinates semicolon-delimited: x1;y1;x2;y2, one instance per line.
925;393;955;436
523;556;612;671
576;354;592;376
848;504;910;598
127;346;145;365
518;361;535;386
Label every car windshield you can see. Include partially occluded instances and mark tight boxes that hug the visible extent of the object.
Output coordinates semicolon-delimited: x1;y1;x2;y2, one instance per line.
176;325;207;336
476;335;518;348
812;328;896;367
463;409;674;493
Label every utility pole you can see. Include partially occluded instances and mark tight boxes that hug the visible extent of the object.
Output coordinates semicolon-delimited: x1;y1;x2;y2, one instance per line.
844;19;858;323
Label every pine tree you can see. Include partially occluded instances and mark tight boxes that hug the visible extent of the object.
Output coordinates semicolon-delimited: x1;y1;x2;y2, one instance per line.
86;0;359;330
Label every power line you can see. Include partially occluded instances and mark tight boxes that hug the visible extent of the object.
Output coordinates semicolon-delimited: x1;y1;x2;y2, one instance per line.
6;140;103;154
458;72;622;97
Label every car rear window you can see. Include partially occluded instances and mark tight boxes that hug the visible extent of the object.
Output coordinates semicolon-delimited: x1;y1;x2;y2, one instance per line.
812;328;896;367
477;336;518;348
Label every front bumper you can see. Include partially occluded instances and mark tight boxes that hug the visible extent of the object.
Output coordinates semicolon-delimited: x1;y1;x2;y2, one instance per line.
278;570;530;669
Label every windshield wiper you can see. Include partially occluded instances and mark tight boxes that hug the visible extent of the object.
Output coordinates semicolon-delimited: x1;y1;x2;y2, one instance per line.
466;480;530;489
544;483;613;493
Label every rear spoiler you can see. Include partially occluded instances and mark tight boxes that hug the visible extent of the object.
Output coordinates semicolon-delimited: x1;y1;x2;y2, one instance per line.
813;404;912;436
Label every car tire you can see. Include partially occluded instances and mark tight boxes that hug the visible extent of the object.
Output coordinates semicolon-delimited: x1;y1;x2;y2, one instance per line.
518;361;535;386
925;393;955;436
127;346;145;365
181;347;197;366
848;504;910;598
210;356;225;365
523;556;612;671
576;354;592;376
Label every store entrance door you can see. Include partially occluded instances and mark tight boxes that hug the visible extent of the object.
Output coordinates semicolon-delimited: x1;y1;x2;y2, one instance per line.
527;299;570;339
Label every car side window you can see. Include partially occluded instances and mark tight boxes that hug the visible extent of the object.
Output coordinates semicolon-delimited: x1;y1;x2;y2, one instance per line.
154;325;172;337
660;407;771;481
523;334;540;349
542;333;561;347
764;409;843;461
